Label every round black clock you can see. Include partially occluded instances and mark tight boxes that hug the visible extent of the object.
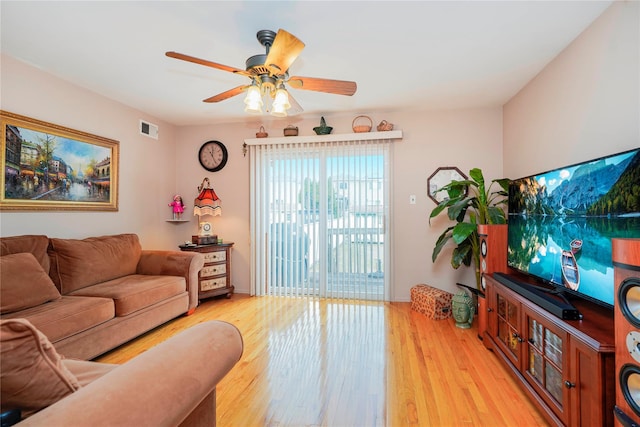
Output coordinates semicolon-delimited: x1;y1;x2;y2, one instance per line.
198;140;228;172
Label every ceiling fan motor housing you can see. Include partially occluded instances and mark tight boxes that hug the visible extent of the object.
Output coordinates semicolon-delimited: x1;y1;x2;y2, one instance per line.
256;30;277;49
246;54;270;76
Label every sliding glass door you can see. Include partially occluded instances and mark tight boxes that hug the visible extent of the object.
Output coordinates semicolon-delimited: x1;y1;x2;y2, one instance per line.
250;139;390;301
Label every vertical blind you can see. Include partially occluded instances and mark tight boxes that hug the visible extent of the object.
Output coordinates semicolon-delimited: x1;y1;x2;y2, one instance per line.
249;134;397;301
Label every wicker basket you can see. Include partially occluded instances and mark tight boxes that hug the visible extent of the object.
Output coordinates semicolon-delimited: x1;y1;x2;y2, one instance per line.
283;125;298;137
256;126;268;138
352;115;372;133
377;120;394;132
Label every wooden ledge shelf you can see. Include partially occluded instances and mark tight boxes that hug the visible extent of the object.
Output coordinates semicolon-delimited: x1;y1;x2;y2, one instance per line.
244;130;402;146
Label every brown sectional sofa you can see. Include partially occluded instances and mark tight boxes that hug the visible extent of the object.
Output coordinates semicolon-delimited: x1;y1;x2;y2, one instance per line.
0;233;205;360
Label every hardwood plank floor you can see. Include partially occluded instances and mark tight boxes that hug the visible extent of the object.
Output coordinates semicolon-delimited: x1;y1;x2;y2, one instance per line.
96;295;549;426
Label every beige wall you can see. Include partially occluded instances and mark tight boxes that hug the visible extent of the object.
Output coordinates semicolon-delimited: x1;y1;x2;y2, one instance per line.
503;0;639;178
2;0;635;301
0;54;181;249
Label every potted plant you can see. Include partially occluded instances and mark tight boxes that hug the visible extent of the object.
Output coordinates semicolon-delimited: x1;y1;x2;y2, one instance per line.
429;168;509;329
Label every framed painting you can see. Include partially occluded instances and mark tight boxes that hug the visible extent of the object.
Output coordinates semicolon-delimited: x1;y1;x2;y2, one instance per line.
1;111;119;211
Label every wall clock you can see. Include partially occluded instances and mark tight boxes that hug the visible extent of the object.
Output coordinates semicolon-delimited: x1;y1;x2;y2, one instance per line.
427;166;468;204
198;140;228;172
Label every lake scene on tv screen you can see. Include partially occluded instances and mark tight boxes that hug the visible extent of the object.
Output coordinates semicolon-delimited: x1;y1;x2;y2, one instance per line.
508;148;640;307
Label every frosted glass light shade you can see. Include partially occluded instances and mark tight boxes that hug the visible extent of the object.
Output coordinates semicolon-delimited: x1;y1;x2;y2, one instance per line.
271;102;288;117
273;87;291;109
244;85;263;114
271;87;290;117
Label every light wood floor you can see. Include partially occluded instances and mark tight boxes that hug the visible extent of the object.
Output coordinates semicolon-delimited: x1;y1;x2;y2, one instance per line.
96;295;549;426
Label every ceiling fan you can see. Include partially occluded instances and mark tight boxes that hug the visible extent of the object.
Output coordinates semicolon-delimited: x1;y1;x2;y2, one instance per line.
166;29;357;116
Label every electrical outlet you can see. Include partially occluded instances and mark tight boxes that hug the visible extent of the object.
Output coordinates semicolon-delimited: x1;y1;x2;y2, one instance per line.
409;195;417;205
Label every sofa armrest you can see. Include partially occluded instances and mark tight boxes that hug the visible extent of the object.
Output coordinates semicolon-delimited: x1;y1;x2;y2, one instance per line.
18;320;243;427
137;250;205;311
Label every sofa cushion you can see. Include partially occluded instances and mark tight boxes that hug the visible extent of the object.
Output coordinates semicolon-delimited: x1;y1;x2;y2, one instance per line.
0;235;50;272
70;275;186;317
1;253;62;314
0;318;81;416
48;234;142;294
1;296;115;343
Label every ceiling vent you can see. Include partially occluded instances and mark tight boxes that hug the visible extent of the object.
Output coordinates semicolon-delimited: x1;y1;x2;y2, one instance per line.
140;120;159;140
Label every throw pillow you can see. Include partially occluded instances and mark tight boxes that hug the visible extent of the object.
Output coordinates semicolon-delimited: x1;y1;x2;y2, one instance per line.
0;318;81;416
48;234;142;294
0;253;61;315
0;235;51;272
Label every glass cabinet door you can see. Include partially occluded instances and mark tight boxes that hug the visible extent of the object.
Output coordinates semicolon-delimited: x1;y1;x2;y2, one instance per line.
524;309;569;424
496;292;521;367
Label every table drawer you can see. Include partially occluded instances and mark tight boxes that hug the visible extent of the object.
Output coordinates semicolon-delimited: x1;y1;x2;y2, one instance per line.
201;277;227;291
201;264;226;277
203;251;226;263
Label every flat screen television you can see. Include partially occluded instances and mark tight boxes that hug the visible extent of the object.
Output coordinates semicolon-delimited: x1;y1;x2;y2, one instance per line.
507;147;640;310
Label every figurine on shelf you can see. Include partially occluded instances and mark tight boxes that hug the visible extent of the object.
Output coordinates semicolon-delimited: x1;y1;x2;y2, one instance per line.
313;116;333;135
169;194;185;220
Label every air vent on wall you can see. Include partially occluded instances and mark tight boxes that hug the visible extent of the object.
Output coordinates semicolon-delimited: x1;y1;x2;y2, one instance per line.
140;119;159;140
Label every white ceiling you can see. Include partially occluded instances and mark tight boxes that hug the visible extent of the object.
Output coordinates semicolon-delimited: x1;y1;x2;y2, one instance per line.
0;1;612;127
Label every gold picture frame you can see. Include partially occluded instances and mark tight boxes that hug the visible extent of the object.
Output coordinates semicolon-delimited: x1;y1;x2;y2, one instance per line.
1;111;119;211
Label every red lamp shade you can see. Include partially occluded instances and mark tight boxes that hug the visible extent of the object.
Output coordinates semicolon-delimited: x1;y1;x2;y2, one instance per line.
193;178;221;217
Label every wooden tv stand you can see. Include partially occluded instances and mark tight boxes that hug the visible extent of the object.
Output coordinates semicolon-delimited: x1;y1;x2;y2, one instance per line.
483;273;615;426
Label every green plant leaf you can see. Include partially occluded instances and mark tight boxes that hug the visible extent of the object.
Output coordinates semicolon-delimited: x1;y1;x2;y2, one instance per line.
432;226;454;262
429;201;448;222
429;193;462;222
452;244;472;268
469;211;477;225
469;168;487;204
495;178;511;192
452;222;476;244
487;206;507;224
441;180;469;198
469;168;484;185
447;198;470;222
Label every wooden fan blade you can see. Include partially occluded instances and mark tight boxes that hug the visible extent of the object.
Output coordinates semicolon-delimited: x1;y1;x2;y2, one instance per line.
166;51;251;77
288;76;357;96
203;85;249;103
265;29;305;74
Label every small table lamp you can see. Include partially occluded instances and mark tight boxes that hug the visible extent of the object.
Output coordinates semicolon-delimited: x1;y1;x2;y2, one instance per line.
193;178;221;244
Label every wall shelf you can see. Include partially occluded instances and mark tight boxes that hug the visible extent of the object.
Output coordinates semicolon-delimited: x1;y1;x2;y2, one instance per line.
244;130;403;146
166;219;190;223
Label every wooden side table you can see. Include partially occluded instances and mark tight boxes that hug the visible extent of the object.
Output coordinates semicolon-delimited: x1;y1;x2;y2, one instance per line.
179;242;234;301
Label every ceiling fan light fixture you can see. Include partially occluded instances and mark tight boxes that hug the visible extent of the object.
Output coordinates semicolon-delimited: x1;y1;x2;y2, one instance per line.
273;86;291;109
270;103;288;117
244;83;263;113
271;85;291;117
